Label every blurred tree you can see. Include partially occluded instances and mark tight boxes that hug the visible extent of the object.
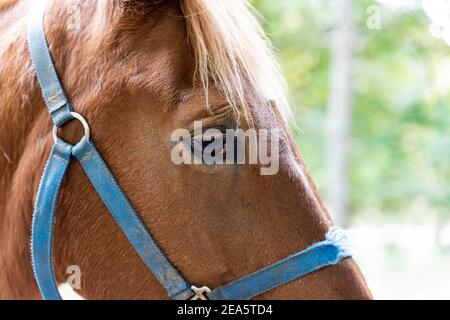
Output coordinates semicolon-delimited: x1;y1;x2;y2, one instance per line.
325;0;356;227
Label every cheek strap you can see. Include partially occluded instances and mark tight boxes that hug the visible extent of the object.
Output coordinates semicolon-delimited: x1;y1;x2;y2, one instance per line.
31;137;193;300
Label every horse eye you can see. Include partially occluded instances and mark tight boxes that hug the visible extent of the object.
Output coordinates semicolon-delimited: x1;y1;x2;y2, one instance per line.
191;130;227;164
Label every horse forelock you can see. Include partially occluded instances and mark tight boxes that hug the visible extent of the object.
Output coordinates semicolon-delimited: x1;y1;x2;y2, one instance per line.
109;0;292;123
178;0;291;123
0;0;18;12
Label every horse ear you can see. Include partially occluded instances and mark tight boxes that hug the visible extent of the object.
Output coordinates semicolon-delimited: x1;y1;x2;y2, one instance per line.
119;0;169;14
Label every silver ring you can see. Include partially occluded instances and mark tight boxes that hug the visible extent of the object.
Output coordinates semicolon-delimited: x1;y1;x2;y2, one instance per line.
190;285;211;300
53;112;90;143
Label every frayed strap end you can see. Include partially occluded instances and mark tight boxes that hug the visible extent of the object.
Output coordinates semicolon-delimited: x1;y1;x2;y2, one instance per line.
325;227;353;259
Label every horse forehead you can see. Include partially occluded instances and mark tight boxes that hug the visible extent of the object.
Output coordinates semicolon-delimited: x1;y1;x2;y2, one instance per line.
120;21;192;91
70;18;193;102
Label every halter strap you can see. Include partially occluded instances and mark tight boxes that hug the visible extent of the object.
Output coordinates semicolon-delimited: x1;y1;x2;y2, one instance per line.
208;229;351;300
71;138;193;300
27;0;73;127
31;140;72;300
28;0;352;300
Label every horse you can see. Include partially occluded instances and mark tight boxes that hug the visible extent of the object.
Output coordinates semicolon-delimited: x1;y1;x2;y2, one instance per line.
0;0;372;299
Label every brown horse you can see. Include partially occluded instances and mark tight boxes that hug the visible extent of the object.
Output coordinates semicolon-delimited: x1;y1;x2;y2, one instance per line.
0;0;371;299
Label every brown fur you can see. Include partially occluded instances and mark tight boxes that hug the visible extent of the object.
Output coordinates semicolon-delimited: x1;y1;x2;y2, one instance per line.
0;0;16;12
0;0;372;299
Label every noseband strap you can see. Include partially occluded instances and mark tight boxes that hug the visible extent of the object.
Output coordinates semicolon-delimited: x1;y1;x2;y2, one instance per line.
28;0;352;300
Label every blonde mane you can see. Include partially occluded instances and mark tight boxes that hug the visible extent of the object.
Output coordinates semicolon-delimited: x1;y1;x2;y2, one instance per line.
179;0;290;122
0;0;18;12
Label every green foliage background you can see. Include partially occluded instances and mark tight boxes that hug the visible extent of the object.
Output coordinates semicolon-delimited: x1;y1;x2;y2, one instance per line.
251;0;450;220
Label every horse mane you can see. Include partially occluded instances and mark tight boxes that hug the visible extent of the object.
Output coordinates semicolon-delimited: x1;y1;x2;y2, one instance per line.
0;0;18;12
179;0;290;121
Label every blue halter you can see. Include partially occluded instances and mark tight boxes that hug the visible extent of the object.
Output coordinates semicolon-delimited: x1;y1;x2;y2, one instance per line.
28;0;352;300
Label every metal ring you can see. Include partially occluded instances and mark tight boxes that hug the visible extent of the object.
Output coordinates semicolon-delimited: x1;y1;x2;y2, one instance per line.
52;112;90;143
190;285;211;300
